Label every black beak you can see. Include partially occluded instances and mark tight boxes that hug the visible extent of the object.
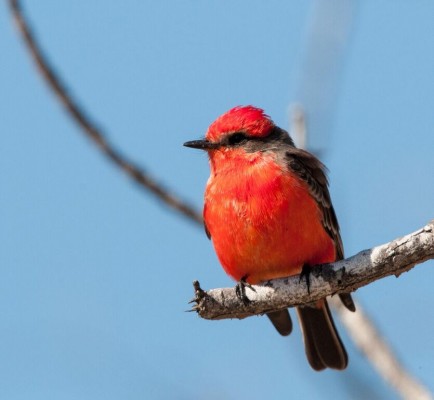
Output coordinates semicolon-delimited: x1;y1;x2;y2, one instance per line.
183;139;220;150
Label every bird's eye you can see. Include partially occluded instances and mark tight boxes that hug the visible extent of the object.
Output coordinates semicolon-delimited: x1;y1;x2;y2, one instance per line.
228;132;247;145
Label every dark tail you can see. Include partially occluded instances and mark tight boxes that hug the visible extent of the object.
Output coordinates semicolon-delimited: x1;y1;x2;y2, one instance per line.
296;300;348;371
267;309;293;336
339;293;356;312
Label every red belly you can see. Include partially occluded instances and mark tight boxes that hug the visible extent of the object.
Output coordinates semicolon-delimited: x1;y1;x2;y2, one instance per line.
204;152;335;284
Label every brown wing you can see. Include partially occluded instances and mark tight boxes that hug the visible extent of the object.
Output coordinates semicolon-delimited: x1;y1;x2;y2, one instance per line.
285;148;343;257
286;148;355;312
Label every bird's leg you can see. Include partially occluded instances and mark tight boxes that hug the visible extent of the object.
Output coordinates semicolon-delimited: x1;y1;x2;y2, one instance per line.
299;264;312;294
235;275;255;305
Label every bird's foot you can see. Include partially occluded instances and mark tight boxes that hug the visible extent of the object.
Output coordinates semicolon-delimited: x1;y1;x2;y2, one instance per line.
235;276;255;305
299;264;312;294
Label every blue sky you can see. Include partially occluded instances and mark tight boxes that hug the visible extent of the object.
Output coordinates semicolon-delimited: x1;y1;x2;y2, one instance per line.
1;1;434;399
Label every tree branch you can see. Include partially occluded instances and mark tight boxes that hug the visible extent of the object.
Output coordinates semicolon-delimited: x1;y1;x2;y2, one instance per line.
191;220;434;320
9;0;203;225
10;2;433;396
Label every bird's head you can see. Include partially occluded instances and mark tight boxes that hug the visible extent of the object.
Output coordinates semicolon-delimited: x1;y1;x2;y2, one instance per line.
184;106;294;153
184;106;295;177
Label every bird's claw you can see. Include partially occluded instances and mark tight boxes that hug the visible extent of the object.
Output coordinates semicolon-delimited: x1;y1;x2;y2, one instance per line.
235;276;255;305
299;264;311;294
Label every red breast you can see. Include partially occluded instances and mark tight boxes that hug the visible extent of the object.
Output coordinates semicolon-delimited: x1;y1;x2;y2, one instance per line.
204;147;336;284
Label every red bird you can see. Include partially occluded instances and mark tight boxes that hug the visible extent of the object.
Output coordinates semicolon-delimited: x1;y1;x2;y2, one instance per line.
184;106;355;371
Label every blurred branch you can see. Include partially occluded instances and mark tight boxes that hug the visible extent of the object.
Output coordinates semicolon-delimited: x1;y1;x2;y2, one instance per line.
191;221;434;320
289;2;432;396
10;2;432;398
9;0;203;225
294;106;432;399
332;298;433;400
289;104;307;150
294;0;356;151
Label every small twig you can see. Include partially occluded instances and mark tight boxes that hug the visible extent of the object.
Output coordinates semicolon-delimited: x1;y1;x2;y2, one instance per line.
191;221;434;320
9;0;202;225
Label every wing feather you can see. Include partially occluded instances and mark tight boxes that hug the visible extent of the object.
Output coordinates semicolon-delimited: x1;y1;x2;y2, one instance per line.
286;148;355;311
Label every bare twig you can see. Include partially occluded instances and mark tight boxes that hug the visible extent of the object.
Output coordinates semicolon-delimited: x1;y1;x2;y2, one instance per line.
9;0;202;225
191;220;434;320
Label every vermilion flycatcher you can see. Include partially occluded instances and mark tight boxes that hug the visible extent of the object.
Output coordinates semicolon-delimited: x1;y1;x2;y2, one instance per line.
184;106;355;371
